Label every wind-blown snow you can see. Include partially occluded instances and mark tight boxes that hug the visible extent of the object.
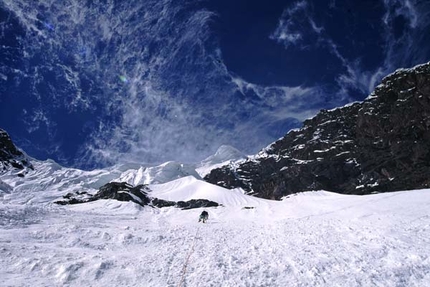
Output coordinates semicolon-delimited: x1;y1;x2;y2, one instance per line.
196;145;247;178
115;161;202;186
1;163;430;286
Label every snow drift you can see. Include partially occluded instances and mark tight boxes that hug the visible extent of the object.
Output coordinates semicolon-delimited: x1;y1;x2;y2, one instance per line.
1;166;430;286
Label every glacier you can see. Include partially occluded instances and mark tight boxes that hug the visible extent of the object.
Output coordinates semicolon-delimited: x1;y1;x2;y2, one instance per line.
1;153;430;286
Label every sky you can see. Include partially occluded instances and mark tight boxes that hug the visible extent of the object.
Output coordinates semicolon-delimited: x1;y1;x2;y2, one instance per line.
1;0;430;169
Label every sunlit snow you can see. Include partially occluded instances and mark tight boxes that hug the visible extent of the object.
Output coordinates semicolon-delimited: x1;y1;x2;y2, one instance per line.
1;160;430;286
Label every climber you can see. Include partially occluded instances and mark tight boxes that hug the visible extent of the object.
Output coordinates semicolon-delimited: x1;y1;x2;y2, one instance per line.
199;210;209;223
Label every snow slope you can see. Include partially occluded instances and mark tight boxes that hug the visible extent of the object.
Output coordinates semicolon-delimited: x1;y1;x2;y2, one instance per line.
196;145;247;177
0;159;200;205
1;172;430;287
116;161;201;185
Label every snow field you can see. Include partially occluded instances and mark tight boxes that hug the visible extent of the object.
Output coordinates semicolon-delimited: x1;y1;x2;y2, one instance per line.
1;174;430;286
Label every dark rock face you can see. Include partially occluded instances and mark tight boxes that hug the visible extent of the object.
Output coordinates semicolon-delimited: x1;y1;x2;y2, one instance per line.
95;182;151;205
150;198;220;210
55;182;151;206
56;181;220;210
0;129;33;171
175;199;219;210
205;62;430;199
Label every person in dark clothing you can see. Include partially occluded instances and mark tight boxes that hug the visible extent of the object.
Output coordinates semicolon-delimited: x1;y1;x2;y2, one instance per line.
199;210;209;223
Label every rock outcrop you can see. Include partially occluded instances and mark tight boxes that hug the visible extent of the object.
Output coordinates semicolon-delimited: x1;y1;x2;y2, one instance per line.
56;181;220;210
55;182;149;205
0;129;33;172
205;62;430;199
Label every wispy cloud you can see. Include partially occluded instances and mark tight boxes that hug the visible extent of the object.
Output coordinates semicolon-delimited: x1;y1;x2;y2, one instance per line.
381;0;430;66
269;2;374;98
2;0;227;168
309;18;323;34
24;108;51;134
382;0;419;29
269;0;327;51
321;0;430;98
269;0;309;48
229;74;329;130
3;0;430;169
321;39;385;96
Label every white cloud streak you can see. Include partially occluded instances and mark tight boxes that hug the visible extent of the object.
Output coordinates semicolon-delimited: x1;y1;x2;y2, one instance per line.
381;0;430;65
3;0;430;169
326;0;430;97
2;0;230;167
230;75;326;127
269;0;309;48
270;0;430;101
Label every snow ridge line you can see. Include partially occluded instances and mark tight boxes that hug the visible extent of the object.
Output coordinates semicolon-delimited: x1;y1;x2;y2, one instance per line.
177;226;200;287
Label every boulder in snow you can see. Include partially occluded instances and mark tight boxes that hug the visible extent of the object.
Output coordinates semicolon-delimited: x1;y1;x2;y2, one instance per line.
55;181;220;210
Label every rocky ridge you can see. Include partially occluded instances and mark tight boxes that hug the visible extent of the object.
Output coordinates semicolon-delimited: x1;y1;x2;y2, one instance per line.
0;129;33;172
205;62;430;199
55;181;220;210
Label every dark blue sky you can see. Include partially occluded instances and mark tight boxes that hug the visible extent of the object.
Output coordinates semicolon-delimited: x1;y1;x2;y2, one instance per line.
1;0;430;169
210;0;389;89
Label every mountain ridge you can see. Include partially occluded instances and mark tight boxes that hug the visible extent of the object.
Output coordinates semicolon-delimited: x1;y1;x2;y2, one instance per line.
0;129;33;172
3;62;430;200
204;62;430;199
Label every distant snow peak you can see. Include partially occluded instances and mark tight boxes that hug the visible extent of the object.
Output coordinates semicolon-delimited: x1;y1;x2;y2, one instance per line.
204;145;246;164
197;145;246;178
116;161;201;186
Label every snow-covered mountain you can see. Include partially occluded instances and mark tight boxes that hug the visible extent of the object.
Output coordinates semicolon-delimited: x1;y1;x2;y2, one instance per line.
206;61;430;198
1;129;430;286
2;62;430;285
196;145;247;178
1;171;430;286
0;129;33;172
0;128;238;205
100;145;246;187
115;161;202;186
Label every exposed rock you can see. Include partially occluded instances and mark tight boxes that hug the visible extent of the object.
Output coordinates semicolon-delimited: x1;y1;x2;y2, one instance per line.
175;199;219;210
205;62;430;199
151;198;176;208
0;129;33;172
55;181;220;210
95;182;152;205
55;182;151;206
150;198;219;209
